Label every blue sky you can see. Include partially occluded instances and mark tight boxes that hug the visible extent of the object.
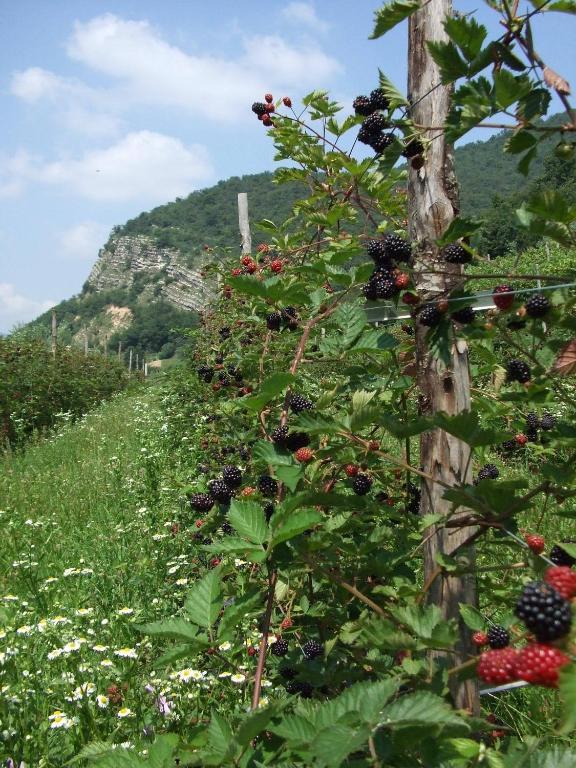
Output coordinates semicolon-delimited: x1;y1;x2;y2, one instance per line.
0;0;574;332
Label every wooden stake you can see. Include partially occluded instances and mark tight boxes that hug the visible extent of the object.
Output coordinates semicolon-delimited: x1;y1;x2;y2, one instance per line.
128;348;133;373
118;340;122;359
238;192;252;256
407;0;479;712
51;310;57;358
84;329;89;357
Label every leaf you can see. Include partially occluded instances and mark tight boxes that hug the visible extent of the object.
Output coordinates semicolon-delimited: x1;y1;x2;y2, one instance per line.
371;0;421;38
67;743;127;765
184;568;223;628
428;41;469;83
253;440;294;466
552;340;576;375
436;216;483;246
559;661;576;733
154;643;201;668
134;618;199;642
271;508;322;546
310;724;369;765
207;711;235;760
275;463;304;492
316;679;400;728
242;372;295;411
379;691;468;729
378;69;409;109
218;589;263;639
434;410;508;447
443;15;487;61
148;735;180;768
270;714;317;742
459;603;486;631
236;704;279;746
334;302;366;348
228;499;268;545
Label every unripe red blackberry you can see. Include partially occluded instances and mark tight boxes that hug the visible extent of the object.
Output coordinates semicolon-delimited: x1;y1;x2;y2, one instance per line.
515;581;572;641
266;312;281;331
525;534;545;554
382;232;412;262
190;493;214;512
271;638;289;657
443;243;472;264
282;96;292;108
289;393;313;414
487;625;509;649
271;425;289;446
516;643;570;687
369;88;389;111
222;465;242;489
345;464;359;477
295;447;313;463
208;479;233;503
264;93;273;103
493;284;515;310
515;433;528;446
544;566;576;599
352;473;372;496
550;543;576;567
472;631;488;647
262;114;273;127
258;475;278;498
419;304;442;327
451;306;475;324
352;95;373;116
525;293;550;318
395;273;410;289
477;648;519;685
302;639;323;659
507;359;531;384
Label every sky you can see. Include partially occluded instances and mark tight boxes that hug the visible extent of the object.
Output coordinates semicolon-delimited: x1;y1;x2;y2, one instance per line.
0;0;574;332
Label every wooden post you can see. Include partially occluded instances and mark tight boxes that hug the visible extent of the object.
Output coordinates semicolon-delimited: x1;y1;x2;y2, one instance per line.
136;352;139;371
51;310;57;358
128;348;133;373
408;0;479;712
118;340;122;360
238;192;252;256
84;329;89;357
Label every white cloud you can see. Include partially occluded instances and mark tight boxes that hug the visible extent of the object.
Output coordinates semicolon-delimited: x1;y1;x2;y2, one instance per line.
0;151;38;198
0;283;54;331
10;67;70;102
281;2;330;33
39;130;213;203
59;221;109;261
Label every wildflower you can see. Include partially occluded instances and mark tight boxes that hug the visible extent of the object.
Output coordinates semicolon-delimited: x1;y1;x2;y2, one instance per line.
114;647;137;659
63;568;79;577
2;595;19;602
16;625;33;635
218;641;232;652
175;578;188;586
218;671;231;678
177;668;206;683
44;577;58;584
117;707;134;718
50;616;69;625
47;648;63;661
37;619;48;632
71;682;96;700
230;673;246;684
62;639;83;654
117;608;134;616
75;608;93;617
100;659;114;668
92;644;108;653
96;694;109;709
49;711;75;729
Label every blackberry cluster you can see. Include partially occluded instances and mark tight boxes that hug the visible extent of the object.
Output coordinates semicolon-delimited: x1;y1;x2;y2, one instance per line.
285;431;310;451
370;87;389;110
285;680;313;698
402;139;424;159
515;581;572;641
360;112;389;137
366;239;388;264
352;95;373;116
406;482;420;515
363;270;398;301
289;393;313;414
525;412;539;442
370;133;395;155
190;493;214;512
352;473;372;496
477;463;499;481
197;365;214;383
487;625;509;649
382;233;412;263
251;102;268;116
271;638;289;657
525;293;550;318
266;312;281;331
208;479;233;504
419;304;442;327
222;465;242;488
271;425;289;445
500;439;518;453
451;306;475;325
221;521;234;535
443;243;472;264
258;475;278;498
540;412;556;431
550;543;576;567
507;359;531;384
302;639;324;659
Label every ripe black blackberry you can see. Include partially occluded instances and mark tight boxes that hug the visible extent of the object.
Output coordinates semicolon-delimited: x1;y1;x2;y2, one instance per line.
285;431;310;451
358;124;375;145
540;412;556;431
525;293;550;318
369;132;395;155
550;543;576;567
197;365;214;383
366;239;386;262
258;475;278;498
352;95;374;116
284;680;300;694
451;306;475;324
382;233;412;263
239;447;250;461
361;112;388;136
263;501;275;521
219;327;231;339
487;625;509;649
289;393;313;414
252;102;268;116
222;465;242;489
208;479;233;503
477;463;499;481
526;412;539;430
375;276;398;299
369;88;389;111
419;304;442;327
402;139;424;158
271;638;289;657
363;281;378;301
279;666;297;680
515;581;572;641
302;639;324;659
443;243;472;264
271;425;289;446
215;354;224;364
190;493;214;512
506;359;531;384
526;427;539;442
500;439;517;453
406;482;420;515
282;306;298;325
221;520;234;535
352;473;372;496
286;680;313;697
266;312;281;331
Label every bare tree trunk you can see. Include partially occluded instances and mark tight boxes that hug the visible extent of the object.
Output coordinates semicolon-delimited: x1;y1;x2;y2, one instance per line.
51;310;57;358
238;192;252;256
407;0;479;713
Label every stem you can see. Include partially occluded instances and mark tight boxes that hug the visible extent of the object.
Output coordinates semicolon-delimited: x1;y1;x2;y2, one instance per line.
251;570;278;711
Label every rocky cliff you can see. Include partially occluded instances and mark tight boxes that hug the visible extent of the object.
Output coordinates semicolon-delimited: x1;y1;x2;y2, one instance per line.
86;234;215;312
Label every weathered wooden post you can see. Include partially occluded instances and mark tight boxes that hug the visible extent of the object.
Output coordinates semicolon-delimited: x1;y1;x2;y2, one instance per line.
84;329;89;357
128;348;133;373
118;340;122;360
238;192;252;256
51;310;57;358
407;0;479;712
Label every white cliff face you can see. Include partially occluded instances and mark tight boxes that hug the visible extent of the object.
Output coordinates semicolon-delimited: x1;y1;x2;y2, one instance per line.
86;235;215;312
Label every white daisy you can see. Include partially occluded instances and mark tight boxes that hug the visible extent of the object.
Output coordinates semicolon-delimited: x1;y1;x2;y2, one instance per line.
114;647;137;659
